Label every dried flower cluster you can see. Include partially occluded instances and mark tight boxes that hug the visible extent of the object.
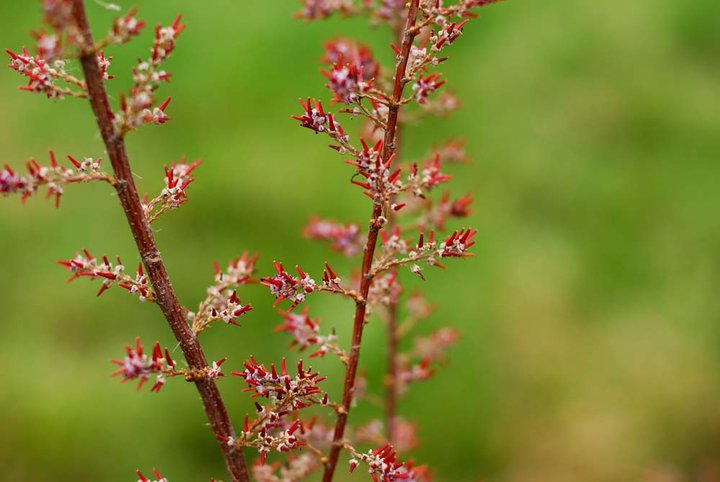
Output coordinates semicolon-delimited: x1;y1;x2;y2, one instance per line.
2;0;503;481
224;358;330;464
112;337;177;392
142;158;200;222
0;150;112;206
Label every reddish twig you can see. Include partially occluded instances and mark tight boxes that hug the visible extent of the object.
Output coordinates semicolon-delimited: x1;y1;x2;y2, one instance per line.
322;1;421;480
68;2;249;480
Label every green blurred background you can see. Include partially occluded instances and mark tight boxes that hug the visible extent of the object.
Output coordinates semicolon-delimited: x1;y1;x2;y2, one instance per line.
1;0;719;481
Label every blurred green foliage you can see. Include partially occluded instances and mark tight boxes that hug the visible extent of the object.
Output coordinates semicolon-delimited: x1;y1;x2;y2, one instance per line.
0;1;719;481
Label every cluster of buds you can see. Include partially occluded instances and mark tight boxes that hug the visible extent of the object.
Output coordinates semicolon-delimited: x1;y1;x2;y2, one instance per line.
211;291;252;325
190;255;257;333
293;98;351;151
152;15;186;65
38;0;82;55
368;271;403;308
216;252;259;285
111;338;176;392
432;19;470;51
304;217;363;257
321;40;378;104
380;226;410;258
320;262;343;289
302;415;336;450
412;327;459;363
251;453;319;482
142;159;200;223
349;138;402;201
350;444;430;482
427;0;504;20
398;358;436;389
42;0;73;33
192;289;253;332
31;30;61;61
234;357;326;404
412;73;445;105
405;153;453;196
206;358;229;380
252;419;307;464
118;87;172;132
374;0;406;22
406;291;436;320
297;0;356;20
231;358;328;463
136;468;168;482
373;227;477;280
115;15;184;133
97;51;114;80
355;418;419;453
108;8;146;45
324;39;380;80
0;151;112;207
6;48;87;99
414;191;472;231
275;308;345;360
323;58;372;104
440;227;477;257
434;138;469;163
261;262;317;311
57;250;155;301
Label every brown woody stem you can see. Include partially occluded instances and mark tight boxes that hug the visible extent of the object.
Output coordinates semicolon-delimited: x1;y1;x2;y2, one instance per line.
322;1;421;480
69;2;249;481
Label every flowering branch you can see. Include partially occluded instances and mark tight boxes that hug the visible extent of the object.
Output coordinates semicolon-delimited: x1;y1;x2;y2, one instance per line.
66;2;249;480
278;0;499;479
0;151;113;207
321;2;421;480
58;249;155;300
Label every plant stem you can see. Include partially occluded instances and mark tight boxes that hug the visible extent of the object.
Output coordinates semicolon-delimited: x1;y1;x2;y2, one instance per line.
69;2;249;481
322;2;420;480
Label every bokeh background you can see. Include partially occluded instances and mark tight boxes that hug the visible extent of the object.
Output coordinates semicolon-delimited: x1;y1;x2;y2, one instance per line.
0;1;719;481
